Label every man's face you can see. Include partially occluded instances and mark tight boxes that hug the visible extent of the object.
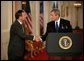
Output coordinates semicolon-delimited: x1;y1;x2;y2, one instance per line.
50;12;59;21
21;12;27;21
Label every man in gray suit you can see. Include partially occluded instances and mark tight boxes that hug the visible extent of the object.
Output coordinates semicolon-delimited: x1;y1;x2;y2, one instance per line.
8;10;39;60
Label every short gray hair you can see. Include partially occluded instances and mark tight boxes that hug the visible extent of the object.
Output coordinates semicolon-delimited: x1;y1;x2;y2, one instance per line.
51;8;60;16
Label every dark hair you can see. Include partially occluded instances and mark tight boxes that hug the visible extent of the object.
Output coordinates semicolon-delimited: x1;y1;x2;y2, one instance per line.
15;10;25;19
51;8;60;16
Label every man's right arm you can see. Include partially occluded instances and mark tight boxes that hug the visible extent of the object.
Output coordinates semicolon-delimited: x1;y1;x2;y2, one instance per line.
12;25;34;40
41;23;49;41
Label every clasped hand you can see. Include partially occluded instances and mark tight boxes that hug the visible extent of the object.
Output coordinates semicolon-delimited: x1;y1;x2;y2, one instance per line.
34;36;42;42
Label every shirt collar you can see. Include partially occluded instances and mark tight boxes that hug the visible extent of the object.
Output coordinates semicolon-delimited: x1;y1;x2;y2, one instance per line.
17;19;22;25
56;17;60;23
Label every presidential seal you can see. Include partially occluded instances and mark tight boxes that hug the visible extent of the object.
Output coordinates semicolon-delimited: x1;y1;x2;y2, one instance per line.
59;36;72;49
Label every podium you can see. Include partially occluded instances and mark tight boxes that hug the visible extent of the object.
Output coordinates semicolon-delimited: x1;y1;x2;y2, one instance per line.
46;32;83;57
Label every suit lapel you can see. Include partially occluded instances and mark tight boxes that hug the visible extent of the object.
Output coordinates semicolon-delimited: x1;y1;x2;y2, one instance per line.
59;19;67;32
16;20;24;33
59;19;64;31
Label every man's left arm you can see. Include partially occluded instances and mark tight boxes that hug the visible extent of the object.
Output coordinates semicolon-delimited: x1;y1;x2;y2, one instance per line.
67;21;73;32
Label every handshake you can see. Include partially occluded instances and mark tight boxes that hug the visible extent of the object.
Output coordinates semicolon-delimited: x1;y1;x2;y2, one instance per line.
34;36;42;42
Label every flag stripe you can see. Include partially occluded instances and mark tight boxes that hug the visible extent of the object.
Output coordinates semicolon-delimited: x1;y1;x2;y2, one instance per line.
40;18;44;28
26;14;32;29
23;1;33;34
24;17;32;34
39;1;44;35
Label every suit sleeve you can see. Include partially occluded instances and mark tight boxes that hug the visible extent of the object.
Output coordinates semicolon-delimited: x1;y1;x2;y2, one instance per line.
12;25;34;40
67;21;72;32
41;23;49;41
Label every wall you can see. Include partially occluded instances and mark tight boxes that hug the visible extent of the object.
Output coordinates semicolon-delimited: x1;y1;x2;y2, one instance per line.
58;1;83;29
1;1;12;60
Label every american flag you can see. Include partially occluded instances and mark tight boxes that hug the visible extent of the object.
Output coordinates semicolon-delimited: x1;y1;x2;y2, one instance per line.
23;1;33;34
39;1;44;36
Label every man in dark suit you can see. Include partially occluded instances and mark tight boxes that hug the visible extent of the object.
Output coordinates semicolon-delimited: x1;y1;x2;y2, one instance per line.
8;10;39;60
42;8;72;41
41;8;73;60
